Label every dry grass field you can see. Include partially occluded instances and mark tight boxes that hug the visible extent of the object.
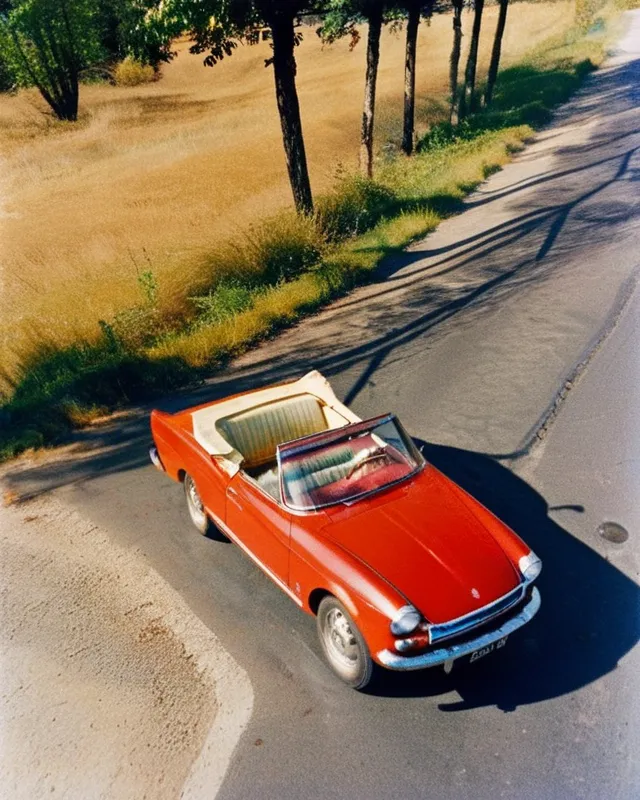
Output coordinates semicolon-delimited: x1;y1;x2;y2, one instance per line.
0;2;574;381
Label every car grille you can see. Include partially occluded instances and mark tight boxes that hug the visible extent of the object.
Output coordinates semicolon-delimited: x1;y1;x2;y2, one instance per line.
429;584;526;645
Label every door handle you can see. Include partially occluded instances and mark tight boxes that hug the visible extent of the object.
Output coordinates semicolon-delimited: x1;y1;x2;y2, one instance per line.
228;487;238;496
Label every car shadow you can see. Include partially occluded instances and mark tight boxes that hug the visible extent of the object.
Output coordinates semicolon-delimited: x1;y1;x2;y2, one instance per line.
365;441;640;708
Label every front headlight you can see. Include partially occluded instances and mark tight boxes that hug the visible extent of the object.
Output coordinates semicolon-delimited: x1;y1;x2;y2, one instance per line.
390;605;422;636
519;551;542;582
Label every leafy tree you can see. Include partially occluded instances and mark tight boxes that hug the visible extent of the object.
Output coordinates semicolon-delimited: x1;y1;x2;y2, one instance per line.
0;0;106;120
448;0;463;123
95;0;122;61
321;1;394;178
166;0;317;215
0;52;13;92
112;0;177;66
483;0;508;106
458;0;483;120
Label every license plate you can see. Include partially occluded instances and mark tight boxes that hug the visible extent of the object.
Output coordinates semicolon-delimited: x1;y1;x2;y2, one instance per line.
469;635;508;663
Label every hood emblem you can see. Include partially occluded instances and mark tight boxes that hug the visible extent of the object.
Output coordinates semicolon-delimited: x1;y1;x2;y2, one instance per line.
471;588;480;599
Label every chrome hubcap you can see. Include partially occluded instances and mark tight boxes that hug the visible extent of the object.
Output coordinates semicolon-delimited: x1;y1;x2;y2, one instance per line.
324;608;359;674
186;478;205;524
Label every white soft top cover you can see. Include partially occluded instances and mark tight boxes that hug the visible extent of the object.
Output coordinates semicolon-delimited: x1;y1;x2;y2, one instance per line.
191;370;360;464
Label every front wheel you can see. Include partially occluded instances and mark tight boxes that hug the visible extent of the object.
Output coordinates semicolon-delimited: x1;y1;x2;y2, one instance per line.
317;596;373;690
184;473;213;537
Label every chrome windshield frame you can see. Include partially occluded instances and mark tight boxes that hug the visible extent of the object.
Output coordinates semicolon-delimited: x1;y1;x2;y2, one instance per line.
276;414;425;513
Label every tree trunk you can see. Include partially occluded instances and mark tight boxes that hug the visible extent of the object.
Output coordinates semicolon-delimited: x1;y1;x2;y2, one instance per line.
360;4;383;178
484;0;508;106
12;23;79;121
449;0;463;124
60;74;79;120
268;12;314;215
401;2;420;156
40;25;79;120
58;0;80;120
458;0;484;121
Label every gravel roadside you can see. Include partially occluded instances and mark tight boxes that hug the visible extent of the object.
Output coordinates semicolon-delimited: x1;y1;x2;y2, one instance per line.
0;496;252;800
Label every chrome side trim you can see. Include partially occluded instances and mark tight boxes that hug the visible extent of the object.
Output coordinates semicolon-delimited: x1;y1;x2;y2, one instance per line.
149;446;165;472
205;507;303;608
377;588;540;671
428;583;526;644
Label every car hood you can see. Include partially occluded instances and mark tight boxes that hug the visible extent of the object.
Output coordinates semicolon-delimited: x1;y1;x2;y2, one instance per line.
322;466;521;623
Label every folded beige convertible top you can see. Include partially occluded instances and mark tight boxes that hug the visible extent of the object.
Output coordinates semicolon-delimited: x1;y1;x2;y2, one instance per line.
191;370;360;468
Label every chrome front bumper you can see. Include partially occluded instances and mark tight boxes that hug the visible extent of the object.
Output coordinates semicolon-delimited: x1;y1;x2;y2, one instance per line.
377;587;541;671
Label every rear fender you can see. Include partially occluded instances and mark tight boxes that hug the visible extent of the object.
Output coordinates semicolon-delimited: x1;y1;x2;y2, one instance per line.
150;409;186;482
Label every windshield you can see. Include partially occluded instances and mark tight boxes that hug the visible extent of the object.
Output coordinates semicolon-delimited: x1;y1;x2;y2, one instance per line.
277;414;424;511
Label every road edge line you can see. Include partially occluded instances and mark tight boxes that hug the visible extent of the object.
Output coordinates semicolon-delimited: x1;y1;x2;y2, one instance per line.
514;265;639;459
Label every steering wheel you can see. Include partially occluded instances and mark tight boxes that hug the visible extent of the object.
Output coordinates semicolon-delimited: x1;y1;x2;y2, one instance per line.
346;446;389;480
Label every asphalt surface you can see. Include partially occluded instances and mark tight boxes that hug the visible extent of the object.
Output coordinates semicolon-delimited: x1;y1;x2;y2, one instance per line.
3;11;640;800
519;283;640;799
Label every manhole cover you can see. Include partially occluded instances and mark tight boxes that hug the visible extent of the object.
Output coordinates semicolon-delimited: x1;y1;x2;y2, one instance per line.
598;521;629;544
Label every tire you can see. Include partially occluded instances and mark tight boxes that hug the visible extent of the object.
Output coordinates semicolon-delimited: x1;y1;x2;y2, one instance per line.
317;596;373;690
184;473;214;537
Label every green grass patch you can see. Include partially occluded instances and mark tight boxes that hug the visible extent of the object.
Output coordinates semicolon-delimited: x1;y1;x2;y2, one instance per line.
418;59;601;153
417;0;622;155
0;8;624;463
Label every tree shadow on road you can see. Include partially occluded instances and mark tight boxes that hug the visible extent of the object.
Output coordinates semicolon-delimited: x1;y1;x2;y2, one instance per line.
367;442;640;709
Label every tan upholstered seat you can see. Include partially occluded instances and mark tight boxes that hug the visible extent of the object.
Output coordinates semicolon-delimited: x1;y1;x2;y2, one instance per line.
283;445;357;506
216;394;329;468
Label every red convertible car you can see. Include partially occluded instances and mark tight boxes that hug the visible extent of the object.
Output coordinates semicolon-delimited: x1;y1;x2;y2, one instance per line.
150;370;541;689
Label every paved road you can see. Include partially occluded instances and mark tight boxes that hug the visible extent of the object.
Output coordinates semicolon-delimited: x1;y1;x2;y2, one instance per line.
4;11;639;800
519;284;640;798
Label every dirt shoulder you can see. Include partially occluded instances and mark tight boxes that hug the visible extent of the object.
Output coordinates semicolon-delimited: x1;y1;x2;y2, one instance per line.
0;495;252;800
